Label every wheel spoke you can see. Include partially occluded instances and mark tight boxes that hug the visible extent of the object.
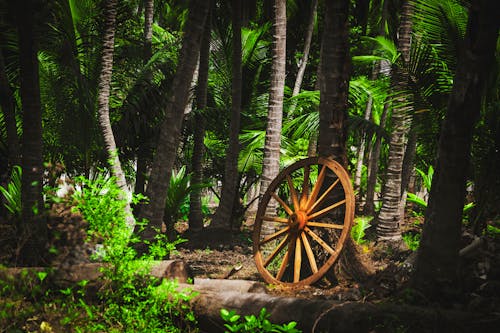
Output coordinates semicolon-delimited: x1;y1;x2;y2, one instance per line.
301;232;318;273
276;238;294;281
271;192;294;215
286;175;300;212
294;236;302;282
308;199;346;220
306;179;340;214
307;221;344;230
305;165;327;211
263;234;290;268
300;166;310;208
304;227;336;255
259;226;290;245
261;215;288;223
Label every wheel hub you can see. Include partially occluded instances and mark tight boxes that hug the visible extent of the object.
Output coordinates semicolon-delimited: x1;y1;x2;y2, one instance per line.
288;210;308;231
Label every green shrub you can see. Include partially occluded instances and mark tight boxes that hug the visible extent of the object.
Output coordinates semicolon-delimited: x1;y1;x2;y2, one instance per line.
351;216;372;244
221;308;301;333
0;165;22;217
402;232;420;251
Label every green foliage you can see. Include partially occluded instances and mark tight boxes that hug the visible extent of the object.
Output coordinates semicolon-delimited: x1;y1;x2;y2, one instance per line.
164;166;212;228
0;166;22;217
221;308;301;333
402;233;421;251
69;173;198;332
351;216;372;244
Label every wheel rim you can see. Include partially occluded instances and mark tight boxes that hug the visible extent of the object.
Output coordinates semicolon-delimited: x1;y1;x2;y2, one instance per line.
253;157;355;286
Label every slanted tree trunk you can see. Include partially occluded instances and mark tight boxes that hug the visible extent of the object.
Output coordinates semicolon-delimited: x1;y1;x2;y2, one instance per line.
210;0;243;230
96;0;135;230
136;0;209;253
376;0;413;241
16;0;47;265
189;4;212;232
0;51;20;169
412;0;499;300
288;0;317;116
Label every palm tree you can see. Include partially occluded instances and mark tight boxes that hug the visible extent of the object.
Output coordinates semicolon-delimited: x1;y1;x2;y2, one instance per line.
258;0;286;213
134;0;155;197
136;0;209;252
413;0;499;299
375;0;414;241
16;0;47;265
96;0;135;229
318;0;350;167
211;0;243;230
189;3;212;232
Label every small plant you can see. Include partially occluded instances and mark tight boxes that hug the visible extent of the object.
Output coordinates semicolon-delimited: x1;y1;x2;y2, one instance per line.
221;308;301;333
351;216;372;244
0;165;22;217
402;232;420;251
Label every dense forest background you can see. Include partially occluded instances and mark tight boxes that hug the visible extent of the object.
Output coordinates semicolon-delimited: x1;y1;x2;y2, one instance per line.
0;0;499;331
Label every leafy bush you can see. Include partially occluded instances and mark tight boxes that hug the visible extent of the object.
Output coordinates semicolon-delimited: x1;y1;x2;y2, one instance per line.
71;172;197;332
0;165;22;217
351;216;372;244
221;308;301;333
402;232;420;251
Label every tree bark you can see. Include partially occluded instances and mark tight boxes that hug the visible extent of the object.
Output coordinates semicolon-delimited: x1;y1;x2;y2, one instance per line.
375;0;413;241
258;0;287;217
210;0;243;230
136;0;209;253
16;0;47;266
412;0;499;300
188;5;211;232
318;0;350;168
96;0;135;230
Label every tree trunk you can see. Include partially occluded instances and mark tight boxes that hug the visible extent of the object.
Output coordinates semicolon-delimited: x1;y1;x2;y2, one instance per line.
16;0;47;266
136;0;209;253
318;0;350;168
288;0;317;116
412;0;499;300
399;124;417;219
210;0;243;230
0;51;20;169
364;102;388;216
96;0;135;230
375;0;413;241
189;4;211;232
258;0;287;203
133;0;155;198
354;95;373;204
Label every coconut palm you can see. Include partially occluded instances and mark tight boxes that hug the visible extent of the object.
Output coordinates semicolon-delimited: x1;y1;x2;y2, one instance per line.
413;0;498;299
136;0;209;253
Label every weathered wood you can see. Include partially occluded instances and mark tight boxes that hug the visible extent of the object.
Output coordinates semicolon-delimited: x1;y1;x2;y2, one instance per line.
182;287;500;333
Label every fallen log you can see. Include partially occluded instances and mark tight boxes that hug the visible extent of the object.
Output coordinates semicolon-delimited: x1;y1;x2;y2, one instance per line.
182;286;500;333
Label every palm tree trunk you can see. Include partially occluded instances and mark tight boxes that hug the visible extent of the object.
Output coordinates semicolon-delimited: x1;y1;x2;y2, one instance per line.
413;0;498;299
375;0;413;241
211;0;243;230
318;0;350;168
136;0;209;252
133;0;155;197
0;51;20;168
354;95;373;203
189;4;211;232
96;0;135;230
364;102;389;216
399;124;417;218
258;0;286;235
288;0;317;116
16;0;47;265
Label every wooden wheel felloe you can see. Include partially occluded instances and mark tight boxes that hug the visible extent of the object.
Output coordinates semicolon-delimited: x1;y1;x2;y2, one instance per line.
253;157;355;287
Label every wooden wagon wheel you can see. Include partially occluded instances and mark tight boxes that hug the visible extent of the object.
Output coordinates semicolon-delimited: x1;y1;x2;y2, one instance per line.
253;156;355;287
